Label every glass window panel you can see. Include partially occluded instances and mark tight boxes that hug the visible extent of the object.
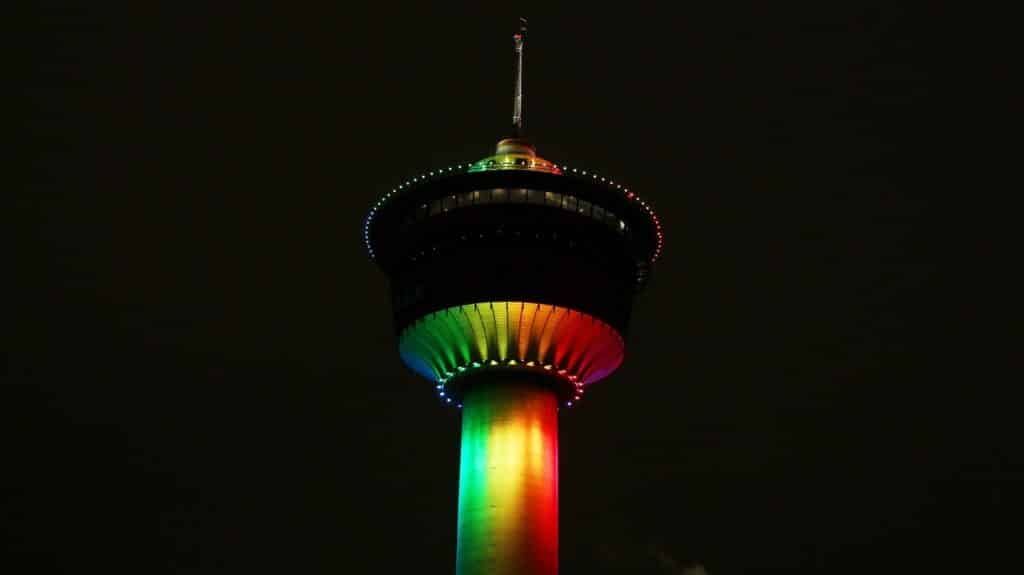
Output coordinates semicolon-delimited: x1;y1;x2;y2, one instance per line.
429;199;441;215
563;195;577;212
545;192;562;206
510;188;528;203
578;200;592;217
478;189;491;204
593;205;605;221
492;188;508;202
526;189;543;204
442;196;456;211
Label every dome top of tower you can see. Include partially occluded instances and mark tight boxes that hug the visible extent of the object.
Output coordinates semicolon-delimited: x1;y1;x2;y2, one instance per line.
467;138;563;175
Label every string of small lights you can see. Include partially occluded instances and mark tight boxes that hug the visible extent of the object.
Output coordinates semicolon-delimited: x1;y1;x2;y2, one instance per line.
363;163;663;264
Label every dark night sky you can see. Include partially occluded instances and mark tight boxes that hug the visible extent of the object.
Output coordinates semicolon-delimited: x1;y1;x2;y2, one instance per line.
7;4;1010;574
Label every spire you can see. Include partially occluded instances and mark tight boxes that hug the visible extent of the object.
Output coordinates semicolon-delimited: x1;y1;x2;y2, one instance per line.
473;17;559;174
512;17;527;138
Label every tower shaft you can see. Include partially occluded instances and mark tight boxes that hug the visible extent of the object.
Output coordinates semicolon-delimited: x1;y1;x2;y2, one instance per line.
456;381;558;575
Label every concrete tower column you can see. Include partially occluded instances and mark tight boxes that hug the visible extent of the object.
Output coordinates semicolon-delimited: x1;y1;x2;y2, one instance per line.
456;381;559;575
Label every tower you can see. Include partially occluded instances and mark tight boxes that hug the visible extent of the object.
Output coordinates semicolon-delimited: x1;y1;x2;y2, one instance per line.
363;20;663;575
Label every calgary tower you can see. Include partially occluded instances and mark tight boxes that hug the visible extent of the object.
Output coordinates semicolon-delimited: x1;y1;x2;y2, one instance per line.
363;19;663;575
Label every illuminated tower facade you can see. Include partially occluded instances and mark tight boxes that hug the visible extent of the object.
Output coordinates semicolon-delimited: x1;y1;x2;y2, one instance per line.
364;20;663;575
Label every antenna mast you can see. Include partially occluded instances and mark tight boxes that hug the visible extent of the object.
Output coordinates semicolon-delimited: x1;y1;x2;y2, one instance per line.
512;18;527;138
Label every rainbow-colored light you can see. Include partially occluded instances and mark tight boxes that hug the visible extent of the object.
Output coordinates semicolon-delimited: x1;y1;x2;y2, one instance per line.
456;382;559;575
399;301;625;397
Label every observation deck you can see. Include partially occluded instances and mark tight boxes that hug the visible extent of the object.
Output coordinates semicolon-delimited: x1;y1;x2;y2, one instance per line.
365;138;663;407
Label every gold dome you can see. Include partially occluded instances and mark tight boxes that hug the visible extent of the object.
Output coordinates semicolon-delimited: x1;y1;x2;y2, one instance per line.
467;139;562;175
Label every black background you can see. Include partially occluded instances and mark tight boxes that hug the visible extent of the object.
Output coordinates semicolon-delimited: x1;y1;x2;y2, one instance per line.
8;4;1009;574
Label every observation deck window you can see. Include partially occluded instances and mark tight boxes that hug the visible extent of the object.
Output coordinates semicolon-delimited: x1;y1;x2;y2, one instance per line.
400;188;628;235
